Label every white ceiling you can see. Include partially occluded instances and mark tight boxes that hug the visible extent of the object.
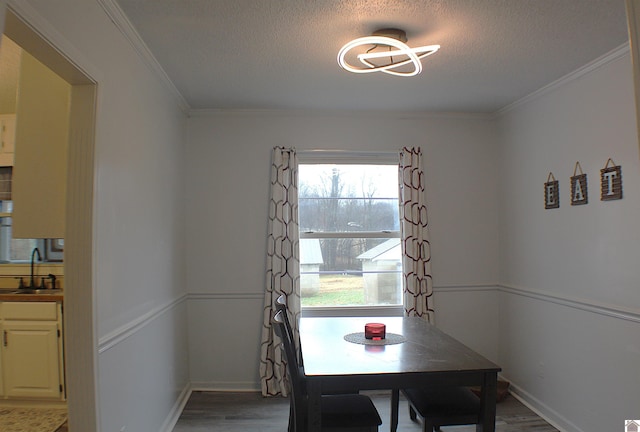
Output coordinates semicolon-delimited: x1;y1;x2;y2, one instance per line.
114;0;630;113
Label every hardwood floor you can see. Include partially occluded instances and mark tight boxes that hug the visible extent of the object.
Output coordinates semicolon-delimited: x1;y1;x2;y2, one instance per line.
172;391;559;432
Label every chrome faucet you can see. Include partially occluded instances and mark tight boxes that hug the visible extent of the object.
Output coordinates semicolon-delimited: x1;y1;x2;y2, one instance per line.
30;247;41;289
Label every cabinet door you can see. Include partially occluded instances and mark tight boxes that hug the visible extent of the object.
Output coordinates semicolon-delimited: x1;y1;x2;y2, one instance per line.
0;334;3;397
12;50;70;239
0;114;16;166
2;320;61;399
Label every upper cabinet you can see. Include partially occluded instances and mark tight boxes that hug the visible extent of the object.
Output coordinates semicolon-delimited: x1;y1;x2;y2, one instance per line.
0;114;16;166
0;36;19;168
11;50;70;239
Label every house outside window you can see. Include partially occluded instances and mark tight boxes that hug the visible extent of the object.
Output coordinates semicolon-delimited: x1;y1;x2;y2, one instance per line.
298;154;403;317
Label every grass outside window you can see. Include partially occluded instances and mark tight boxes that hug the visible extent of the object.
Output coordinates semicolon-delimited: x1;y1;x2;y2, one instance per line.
301;274;365;306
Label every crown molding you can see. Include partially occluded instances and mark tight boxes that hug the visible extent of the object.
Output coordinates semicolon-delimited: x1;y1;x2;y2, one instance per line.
497;43;630;116
188;107;495;120
96;0;190;113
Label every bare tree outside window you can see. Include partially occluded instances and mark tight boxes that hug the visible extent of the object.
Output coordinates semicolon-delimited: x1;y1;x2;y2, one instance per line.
299;164;401;307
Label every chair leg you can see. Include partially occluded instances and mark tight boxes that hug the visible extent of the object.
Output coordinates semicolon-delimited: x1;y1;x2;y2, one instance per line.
422;418;433;432
287;404;293;432
390;389;399;432
408;405;417;421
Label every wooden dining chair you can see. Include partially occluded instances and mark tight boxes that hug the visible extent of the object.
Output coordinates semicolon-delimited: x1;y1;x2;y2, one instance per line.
272;310;382;432
399;386;481;432
275;294;303;365
275;294;300;432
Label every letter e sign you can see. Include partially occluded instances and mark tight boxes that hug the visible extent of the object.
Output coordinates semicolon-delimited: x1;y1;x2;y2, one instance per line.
545;173;559;209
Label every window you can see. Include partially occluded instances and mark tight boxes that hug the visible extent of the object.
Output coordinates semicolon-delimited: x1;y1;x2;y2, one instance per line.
0;200;57;263
298;158;402;315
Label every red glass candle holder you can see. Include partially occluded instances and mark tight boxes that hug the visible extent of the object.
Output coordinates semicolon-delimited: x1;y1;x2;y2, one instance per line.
364;323;386;340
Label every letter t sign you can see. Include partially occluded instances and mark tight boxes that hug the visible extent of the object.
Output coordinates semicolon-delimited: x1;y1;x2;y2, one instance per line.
600;159;622;201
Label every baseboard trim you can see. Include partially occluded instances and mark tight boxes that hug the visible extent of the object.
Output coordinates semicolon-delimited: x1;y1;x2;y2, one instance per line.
159;383;192;432
507;381;582;432
190;381;262;392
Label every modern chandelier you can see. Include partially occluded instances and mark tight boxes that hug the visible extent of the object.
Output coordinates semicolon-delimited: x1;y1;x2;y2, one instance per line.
337;28;440;77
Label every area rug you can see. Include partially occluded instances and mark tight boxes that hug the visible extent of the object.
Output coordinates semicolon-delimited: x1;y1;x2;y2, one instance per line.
0;407;67;432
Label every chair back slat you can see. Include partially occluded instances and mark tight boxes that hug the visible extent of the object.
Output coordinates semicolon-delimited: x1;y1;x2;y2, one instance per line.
275;294;303;366
273;310;307;432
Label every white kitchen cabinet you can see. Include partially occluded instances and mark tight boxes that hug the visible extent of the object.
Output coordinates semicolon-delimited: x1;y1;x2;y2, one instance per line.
0;301;64;400
0;313;2;398
11;50;70;239
0;114;16;167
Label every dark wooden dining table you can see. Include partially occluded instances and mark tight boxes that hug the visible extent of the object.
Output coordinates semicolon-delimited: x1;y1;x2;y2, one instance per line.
298;316;501;432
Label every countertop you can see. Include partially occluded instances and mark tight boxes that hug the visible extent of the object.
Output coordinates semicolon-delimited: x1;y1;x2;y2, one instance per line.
0;289;63;302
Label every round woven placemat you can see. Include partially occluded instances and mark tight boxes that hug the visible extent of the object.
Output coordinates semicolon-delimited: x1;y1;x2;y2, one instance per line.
343;332;406;346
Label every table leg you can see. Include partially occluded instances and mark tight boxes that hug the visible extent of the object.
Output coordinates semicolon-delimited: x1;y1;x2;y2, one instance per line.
390;389;399;432
307;379;322;432
476;372;498;432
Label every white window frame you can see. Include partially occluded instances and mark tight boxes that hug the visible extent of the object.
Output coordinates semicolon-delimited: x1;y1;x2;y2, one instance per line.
297;150;404;318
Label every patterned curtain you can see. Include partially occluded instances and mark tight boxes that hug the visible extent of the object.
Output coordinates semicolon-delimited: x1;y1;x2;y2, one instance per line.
259;147;301;397
399;147;434;322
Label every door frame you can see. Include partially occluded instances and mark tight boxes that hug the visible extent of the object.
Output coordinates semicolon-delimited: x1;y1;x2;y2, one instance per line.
1;4;98;430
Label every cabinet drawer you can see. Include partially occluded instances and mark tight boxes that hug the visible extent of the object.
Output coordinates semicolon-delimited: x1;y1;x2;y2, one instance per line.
1;302;57;320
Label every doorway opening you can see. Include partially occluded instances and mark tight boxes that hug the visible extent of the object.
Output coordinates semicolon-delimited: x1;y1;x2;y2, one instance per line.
1;6;97;430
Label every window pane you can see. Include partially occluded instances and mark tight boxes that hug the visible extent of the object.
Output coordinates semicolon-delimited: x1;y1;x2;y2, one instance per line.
299;163;403;308
0;201;52;262
299;164;399;233
300;237;401;307
10;238;38;261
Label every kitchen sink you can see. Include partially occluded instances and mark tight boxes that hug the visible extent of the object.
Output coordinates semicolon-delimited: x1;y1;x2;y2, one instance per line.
11;289;63;295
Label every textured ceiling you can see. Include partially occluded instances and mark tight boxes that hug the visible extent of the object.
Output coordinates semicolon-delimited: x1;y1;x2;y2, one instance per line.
114;0;630;113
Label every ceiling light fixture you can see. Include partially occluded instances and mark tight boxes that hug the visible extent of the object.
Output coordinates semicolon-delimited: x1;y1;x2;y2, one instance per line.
337;28;440;77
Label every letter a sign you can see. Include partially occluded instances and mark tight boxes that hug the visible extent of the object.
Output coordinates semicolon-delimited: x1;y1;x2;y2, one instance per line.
571;162;588;206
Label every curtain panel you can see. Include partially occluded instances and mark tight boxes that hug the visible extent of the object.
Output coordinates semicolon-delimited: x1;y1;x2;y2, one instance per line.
259;147;301;397
399;147;435;322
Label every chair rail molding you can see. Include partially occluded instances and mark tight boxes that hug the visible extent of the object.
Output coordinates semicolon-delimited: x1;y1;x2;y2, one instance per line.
98;294;188;354
498;284;640;324
188;292;264;301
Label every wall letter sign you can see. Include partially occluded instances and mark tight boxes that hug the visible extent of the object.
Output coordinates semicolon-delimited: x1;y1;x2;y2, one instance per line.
600;158;622;201
570;162;588;206
545;172;559;209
